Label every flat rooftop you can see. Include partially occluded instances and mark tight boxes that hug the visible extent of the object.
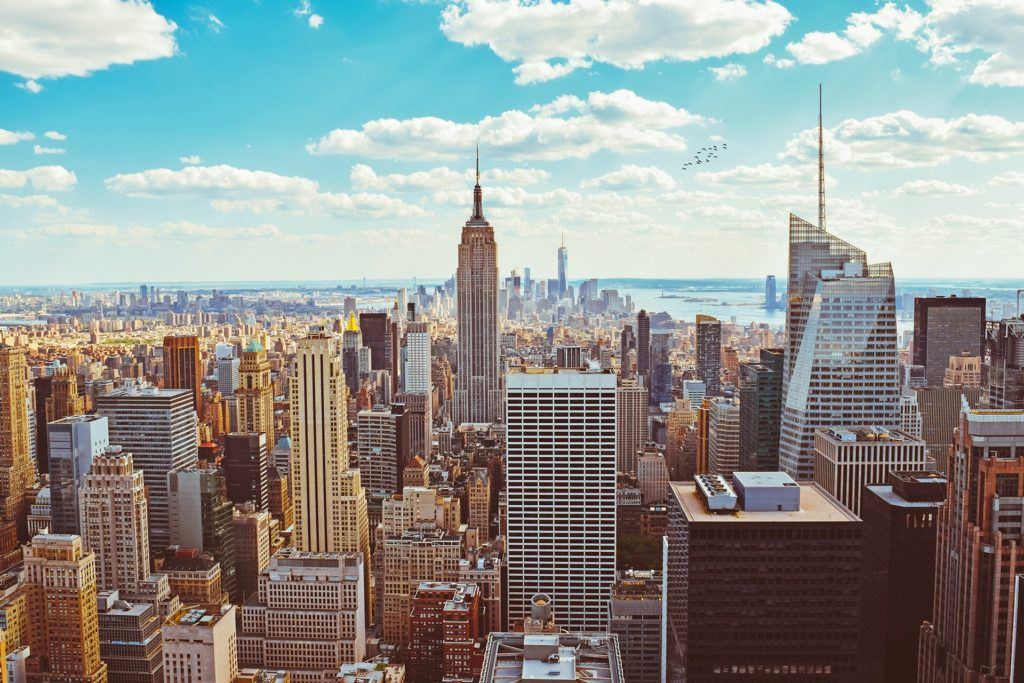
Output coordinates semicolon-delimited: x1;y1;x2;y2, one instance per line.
817;426;923;444
168;604;229;627
670;482;859;524
481;633;622;683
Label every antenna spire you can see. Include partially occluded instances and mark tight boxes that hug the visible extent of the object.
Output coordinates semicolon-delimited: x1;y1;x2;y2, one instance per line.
471;144;484;220
475;143;480;185
818;83;826;232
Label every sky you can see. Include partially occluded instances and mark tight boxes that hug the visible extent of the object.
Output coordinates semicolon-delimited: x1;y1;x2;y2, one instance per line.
2;0;1024;286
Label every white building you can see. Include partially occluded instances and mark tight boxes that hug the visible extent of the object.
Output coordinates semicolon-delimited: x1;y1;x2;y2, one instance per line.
403;320;432;395
708;397;741;479
505;368;617;632
163;604;239;683
616;379;648;475
47;414;109;535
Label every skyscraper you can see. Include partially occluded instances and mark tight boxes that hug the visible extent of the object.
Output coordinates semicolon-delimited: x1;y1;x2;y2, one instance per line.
505;368;617;632
649;330;674;405
707;397;740;479
163;334;203;416
984;315;1024;409
919;403;1024;680
616;378;648;474
167;466;237;601
778;92;899;480
765;274;777;310
47;414;109;534
738;348;784;472
79;446;151;594
223;432;269;510
557;233;568;297
0;345;33;550
695;314;722;396
97;380;198;552
342;312;363;395
454;153;501;425
45;364;85;424
215;344;240;397
636;310;651;381
237;339;275;441
912;296;986;387
357;403;410;494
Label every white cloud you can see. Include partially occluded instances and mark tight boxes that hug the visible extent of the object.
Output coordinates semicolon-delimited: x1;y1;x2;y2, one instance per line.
16;79;43;93
581;165;676;191
865;179;978;198
105;163;426;217
763;53;794;69
33;145;65;155
0;0;177;81
179;155;203;165
709;63;747;81
42;223;118;238
0;129;34;145
990;170;1024;186
295;1;324;28
308;89;706;160
782;110;1024;169
695;162;831;189
44;131;67;141
308;14;324;29
439;0;792;83
0;166;77;191
350;163;549;191
0;194;59;208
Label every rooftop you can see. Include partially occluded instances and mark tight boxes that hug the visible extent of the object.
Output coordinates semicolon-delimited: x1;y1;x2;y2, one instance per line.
168;604;230;627
817;426;923;444
671;481;859;524
481;633;623;683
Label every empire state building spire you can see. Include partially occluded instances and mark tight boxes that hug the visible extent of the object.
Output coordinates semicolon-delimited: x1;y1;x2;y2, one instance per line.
472;144;484;221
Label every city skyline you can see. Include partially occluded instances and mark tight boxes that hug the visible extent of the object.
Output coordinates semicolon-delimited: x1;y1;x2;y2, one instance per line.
3;1;1024;284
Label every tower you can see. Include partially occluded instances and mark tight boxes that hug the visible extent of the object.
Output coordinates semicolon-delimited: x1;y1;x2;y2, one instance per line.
454;149;501;425
0;345;33;548
236;339;275;441
557;232;568;297
163;335;203;417
695;314;722;396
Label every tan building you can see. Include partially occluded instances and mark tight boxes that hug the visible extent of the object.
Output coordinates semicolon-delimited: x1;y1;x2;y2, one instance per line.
943;352;981;388
0;346;33;554
160;553;225;604
44;365;85;424
23;533;108;683
238;549;366;683
467;468;490;543
381;528;461;644
403;456;428;488
707;397;740;479
163;604;238;683
378;487;461;544
459;550;503;633
636;447;670;504
233;505;272;603
665;399;694;480
79;446;151;593
237;340;275;442
267;466;293;535
616;379;648;474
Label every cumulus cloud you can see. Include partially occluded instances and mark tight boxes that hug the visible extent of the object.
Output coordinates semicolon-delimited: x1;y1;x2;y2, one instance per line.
781;110;1024;169
308;89;706;160
294;1;324;29
709;63;747;81
871;179;978;197
0;166;77;191
179;155;203;165
439;0;792;83
42;223;119;238
0;0;177;82
350;163;550;191
0;194;59;208
695;162;833;189
16;80;43;94
44;131;67;141
104;163;426;217
990;170;1024;186
763;53;794;69
581;165;676;191
33;145;65;155
0;129;34;145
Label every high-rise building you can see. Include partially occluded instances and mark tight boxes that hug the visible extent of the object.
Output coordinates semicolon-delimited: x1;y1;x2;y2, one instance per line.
168;466;237;600
861;470;945;683
695;315;722;395
357;403;410;494
914;385;982;472
557;234;568;297
738;348;784;472
231;505;271;603
342;313;363;395
97;380;198;552
779;96;900;481
394;391;431;464
636;311;651;381
47;414;109;534
407;582;484;683
44;365;85;425
237;549;366;680
459;551;504;633
24;533;109;683
381;528;462;643
813;426;928;516
707;397;740;479
359;311;396;379
505;368;617;633
619;324;635;379
616;378;648;474
0;346;33;553
912;296;986;387
943;352;982;387
97;589;165;683
223;432;269;510
404;320;432;395
79;446;151;594
289;327;352;553
162;335;203;416
467;467;491;542
919;403;1024;680
984;316;1024;409
454;157;501;425
237;340;275;442
765;274;777;310
608;569;665;683
667;473;861;680
637;446;670;504
215;344;240;397
163;604;238;683
555;345;584;369
649;331;674;405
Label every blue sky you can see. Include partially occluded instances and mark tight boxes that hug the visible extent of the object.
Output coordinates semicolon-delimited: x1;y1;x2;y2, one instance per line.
2;0;1023;285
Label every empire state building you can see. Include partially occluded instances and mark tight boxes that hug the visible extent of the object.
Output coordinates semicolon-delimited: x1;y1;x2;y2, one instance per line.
454;153;501;424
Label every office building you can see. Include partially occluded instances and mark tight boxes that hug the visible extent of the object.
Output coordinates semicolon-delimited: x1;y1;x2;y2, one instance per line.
667;473;861;680
919;404;1024;680
342;313;363;395
406;582;483;683
237;340;275;442
467;467;490;542
381;528;462;644
289;327;353;553
168;466;237;601
232;505;272;604
238;549;366;682
357;404;409;494
738;348;784;472
79;446;151;594
505;368;617;633
681;380;705;413
637;446;669;504
636;310;651;382
404;320;432;394
985;316;1024;409
216;344;240;397
0;346;33;555
24;533;108;683
707;397;740;479
944;352;982;387
914;385;982;472
649;331;674;405
765;274;777;310
619;324;635;379
616;378;648;474
861;471;945;683
224;432;270;510
163;604;238;683
454;160;501;425
97;590;165;683
813;426;928;516
44;364;85;426
557;235;568;297
459;551;504;634
359;311;395;379
912;296;985;387
160;551;224;603
47;414;109;534
608;569;665;683
479;632;624;683
162;335;203;416
97;380;198;552
695;315;722;395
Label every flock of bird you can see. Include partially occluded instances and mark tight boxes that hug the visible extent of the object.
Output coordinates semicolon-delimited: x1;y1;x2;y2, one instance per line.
681;143;727;171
